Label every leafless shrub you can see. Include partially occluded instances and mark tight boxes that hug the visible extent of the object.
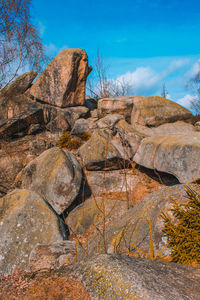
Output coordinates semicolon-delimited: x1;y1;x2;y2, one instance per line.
0;0;48;88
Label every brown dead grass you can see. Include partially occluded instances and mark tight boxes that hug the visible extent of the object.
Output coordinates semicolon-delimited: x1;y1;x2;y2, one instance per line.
0;270;92;300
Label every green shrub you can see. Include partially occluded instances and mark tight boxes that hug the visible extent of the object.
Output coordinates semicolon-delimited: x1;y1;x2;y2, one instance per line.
161;185;200;266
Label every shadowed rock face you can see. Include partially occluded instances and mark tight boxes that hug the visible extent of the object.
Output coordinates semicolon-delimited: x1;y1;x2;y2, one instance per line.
29;49;91;108
131;96;192;127
71;254;200;300
15;147;83;215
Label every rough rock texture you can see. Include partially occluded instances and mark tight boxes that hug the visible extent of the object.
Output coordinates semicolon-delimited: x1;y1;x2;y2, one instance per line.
133;132;200;183
114;119;146;159
72;254;200;300
66;196;128;234
0;72;37;99
0;108;44;139
29;49;91;107
71;118;92;135
98;96;134;123
96;114;124;129
15;147;83;215
43;105;89;132
0;189;63;274
85;184;193;258
0;134;54;195
78;129;130;170
29;241;80;272
131;96;192;127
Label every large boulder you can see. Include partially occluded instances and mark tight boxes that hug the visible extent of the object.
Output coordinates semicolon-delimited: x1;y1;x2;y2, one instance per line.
78;129;130;170
133;132;200;183
0;135;53;195
0;189;63;274
97;96;134;123
0;108;44;139
29;49;91;107
72;254;200;300
15;147;83;215
0;72;38;120
84;184;193;258
131;96;192;127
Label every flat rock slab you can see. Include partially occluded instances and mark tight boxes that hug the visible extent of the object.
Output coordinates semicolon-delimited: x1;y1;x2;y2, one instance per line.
0;108;44;139
29;49;91;107
0;189;63;274
131;96;192;127
71;254;200;300
15;147;82;215
134;133;200;183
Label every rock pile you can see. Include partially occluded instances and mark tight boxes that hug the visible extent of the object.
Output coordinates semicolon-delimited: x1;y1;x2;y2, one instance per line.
0;48;199;299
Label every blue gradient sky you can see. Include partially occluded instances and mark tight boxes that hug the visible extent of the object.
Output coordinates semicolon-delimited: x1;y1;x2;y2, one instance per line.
32;0;200;108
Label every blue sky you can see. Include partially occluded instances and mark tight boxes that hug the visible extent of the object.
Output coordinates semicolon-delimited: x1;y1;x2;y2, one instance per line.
32;0;200;109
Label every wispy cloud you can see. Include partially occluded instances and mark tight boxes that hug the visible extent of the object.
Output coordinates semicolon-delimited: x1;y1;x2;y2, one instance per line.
38;21;46;37
45;43;69;56
115;58;189;96
177;94;197;109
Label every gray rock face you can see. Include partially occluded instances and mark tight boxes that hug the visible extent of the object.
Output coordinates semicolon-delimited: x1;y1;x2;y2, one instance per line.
15;147;83;215
29;49;91;107
98;96;134;123
96;114;124;130
0;189;63;274
85;184;193;259
71;118;92;135
0;108;44;139
72;254;200;300
78;129;130;170
29;241;80;272
133;132;200;183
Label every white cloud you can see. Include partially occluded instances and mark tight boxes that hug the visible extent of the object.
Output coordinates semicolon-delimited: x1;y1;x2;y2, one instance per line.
116;67;159;94
115;58;190;96
177;94;197;109
184;59;200;81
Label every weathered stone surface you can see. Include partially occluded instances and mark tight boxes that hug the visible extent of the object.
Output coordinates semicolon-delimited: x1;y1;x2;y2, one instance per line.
0;189;63;274
15;147;83;214
66;196;128;234
150;121;196;135
114;119;146;159
0;108;44;139
72;254;200;300
98;96;134;122
71;118;92;135
85;184;193;258
133;132;200;183
43;104;89;132
29;241;80;272
0;134;53;195
78;129;130;170
29;49;91;107
85;168;161;204
0;72;37;99
131;96;192;127
96;114;124;130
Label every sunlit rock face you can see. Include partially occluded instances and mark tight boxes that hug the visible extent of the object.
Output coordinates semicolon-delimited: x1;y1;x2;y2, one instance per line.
29;48;91;108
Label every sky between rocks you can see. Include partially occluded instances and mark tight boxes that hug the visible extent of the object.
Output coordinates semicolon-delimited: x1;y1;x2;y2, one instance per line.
32;0;200;110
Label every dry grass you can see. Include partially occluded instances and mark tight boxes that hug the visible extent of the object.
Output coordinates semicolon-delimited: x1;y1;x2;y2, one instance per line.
0;270;92;300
